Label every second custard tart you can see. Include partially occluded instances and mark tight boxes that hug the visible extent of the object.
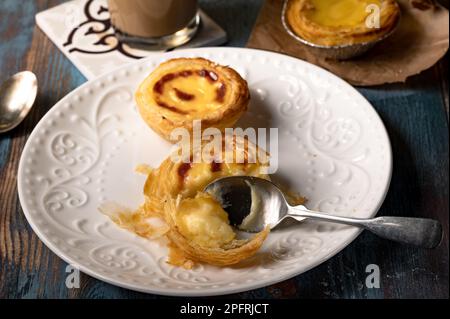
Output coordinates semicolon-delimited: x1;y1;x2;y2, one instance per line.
136;58;250;141
102;135;271;268
285;0;400;47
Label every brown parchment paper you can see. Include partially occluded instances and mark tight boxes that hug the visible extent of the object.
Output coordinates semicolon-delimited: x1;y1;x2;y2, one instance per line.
246;0;449;86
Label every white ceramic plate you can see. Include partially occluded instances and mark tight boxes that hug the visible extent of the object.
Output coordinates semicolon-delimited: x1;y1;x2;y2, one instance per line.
18;48;392;296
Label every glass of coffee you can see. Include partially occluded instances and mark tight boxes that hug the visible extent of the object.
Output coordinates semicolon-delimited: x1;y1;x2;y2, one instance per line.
107;0;200;50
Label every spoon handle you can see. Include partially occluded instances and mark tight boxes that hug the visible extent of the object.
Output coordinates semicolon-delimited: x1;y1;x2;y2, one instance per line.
287;206;443;249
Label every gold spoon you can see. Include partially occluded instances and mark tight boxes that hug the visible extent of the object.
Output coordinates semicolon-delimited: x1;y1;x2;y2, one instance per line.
0;71;37;133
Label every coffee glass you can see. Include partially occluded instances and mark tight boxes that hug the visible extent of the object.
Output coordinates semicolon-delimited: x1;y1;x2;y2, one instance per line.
107;0;200;49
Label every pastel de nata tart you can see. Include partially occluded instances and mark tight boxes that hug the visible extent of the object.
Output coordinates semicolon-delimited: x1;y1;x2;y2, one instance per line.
136;58;250;141
284;0;401;47
145;135;271;267
102;135;271;268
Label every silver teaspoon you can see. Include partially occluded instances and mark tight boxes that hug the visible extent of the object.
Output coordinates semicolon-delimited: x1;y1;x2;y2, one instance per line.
0;71;38;133
205;176;443;249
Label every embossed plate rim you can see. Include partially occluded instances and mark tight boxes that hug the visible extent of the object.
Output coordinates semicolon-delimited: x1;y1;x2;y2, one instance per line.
18;47;392;296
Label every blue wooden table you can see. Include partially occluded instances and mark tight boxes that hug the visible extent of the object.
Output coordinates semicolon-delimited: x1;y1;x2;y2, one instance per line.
0;0;448;299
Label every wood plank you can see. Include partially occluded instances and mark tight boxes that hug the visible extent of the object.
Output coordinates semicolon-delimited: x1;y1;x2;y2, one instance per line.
437;56;449;119
0;0;85;299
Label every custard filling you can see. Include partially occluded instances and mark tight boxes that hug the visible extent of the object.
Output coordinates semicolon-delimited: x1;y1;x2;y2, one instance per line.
176;193;236;248
177;161;265;198
305;0;381;27
152;68;228;115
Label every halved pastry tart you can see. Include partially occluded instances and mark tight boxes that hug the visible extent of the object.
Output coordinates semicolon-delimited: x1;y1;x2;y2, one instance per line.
101;135;273;268
136;58;250;141
284;0;400;47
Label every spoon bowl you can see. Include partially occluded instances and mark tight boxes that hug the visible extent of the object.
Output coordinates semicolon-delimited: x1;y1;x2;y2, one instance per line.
205;176;443;248
0;71;38;133
205;176;293;232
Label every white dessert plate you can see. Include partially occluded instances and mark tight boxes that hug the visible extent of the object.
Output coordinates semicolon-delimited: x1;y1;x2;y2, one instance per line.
18;47;392;296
